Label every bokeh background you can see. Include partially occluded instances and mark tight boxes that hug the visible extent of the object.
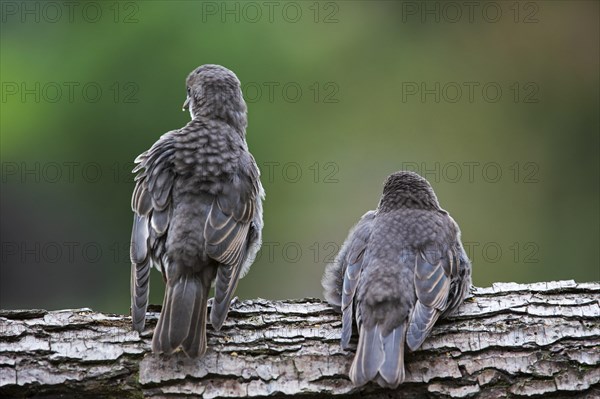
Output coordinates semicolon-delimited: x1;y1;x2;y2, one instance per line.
1;1;598;313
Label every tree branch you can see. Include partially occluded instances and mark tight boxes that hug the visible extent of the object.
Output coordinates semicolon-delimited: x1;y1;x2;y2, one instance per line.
1;280;599;398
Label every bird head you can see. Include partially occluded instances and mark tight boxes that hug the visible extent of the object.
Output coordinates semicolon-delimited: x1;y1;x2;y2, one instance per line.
378;171;441;212
183;64;248;132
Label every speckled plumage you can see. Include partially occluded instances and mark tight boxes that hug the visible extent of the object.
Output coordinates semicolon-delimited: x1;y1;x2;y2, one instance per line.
322;171;471;388
130;65;264;357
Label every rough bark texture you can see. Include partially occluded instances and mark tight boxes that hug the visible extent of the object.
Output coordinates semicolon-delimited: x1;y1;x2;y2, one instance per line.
0;280;599;398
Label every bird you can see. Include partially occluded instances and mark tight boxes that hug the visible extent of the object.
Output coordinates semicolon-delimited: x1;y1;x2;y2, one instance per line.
129;64;264;357
322;171;471;388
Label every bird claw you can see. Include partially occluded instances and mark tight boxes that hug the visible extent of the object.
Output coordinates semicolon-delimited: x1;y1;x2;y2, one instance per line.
230;296;239;305
207;296;239;308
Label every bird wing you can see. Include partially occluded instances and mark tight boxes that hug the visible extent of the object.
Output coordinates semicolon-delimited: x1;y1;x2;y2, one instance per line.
406;240;458;351
441;240;472;319
206;151;263;330
337;211;376;350
130;133;177;332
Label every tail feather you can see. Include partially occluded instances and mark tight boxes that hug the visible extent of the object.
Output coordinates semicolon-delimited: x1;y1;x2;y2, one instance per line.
166;276;198;347
181;286;207;358
362;324;384;381
131;258;151;332
210;263;243;331
152;280;174;354
350;324;384;386
152;274;208;357
350;323;406;388
378;324;406;388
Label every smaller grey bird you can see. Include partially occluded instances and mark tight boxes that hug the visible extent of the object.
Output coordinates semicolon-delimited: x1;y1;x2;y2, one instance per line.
130;64;264;357
322;171;471;388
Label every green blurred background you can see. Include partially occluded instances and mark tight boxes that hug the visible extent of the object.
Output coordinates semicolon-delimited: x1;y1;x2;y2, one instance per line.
1;1;598;313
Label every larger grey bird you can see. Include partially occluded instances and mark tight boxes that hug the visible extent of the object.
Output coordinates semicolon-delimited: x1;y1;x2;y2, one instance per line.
130;64;264;357
322;171;471;388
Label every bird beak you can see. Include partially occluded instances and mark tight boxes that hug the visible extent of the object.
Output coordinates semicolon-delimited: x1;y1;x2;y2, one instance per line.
182;97;190;112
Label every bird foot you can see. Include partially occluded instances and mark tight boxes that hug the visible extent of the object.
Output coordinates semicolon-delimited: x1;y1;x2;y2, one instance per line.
207;296;239;307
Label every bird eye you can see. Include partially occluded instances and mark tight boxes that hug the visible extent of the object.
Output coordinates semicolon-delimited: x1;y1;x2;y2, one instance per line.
187;87;191;95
